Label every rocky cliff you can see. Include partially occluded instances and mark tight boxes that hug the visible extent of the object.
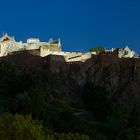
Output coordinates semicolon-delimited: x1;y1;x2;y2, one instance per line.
1;50;140;108
63;52;140;109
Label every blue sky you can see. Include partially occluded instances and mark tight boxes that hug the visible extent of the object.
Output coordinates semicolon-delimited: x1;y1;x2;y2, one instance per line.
0;0;140;53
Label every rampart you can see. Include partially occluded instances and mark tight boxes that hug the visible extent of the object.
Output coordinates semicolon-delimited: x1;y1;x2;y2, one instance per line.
40;47;92;62
0;50;140;76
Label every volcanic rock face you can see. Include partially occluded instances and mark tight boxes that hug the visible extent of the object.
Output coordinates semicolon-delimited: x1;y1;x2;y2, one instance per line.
1;51;140;107
64;53;140;108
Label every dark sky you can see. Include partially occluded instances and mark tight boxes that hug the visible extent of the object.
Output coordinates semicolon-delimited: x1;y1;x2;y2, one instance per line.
0;0;140;53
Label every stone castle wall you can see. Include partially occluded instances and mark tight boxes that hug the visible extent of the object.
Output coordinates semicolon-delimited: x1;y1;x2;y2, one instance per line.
1;50;140;77
40;47;92;62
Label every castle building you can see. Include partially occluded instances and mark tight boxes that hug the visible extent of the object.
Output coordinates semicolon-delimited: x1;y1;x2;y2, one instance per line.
0;33;138;62
0;33;62;57
0;33;93;62
118;46;138;58
0;33;24;56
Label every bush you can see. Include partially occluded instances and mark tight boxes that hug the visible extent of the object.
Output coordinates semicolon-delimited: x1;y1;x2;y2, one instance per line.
0;113;45;140
89;46;105;53
83;82;112;120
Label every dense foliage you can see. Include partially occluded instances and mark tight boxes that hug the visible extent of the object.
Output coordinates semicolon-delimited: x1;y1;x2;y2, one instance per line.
0;113;89;140
89;46;105;52
0;61;139;139
0;113;45;140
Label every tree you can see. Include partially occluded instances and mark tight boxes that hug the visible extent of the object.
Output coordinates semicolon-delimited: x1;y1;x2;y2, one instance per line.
117;128;136;140
127;104;140;128
89;46;105;53
13;81;51;117
0;113;45;140
83;82;112;120
0;61;18;96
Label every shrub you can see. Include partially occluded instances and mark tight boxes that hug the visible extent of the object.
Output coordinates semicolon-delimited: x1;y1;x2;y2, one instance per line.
0;113;45;140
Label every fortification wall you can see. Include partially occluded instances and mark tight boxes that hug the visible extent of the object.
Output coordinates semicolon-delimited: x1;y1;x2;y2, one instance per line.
1;53;42;70
135;58;140;68
119;58;135;68
40;48;65;57
41;48;92;62
134;58;140;79
97;52;119;67
43;54;67;73
117;58;137;82
65;53;91;62
1;49;140;81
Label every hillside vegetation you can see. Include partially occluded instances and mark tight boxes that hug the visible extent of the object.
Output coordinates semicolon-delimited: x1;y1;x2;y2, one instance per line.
0;61;139;140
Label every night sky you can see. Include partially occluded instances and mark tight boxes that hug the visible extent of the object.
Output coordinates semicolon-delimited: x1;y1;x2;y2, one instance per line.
0;0;140;53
